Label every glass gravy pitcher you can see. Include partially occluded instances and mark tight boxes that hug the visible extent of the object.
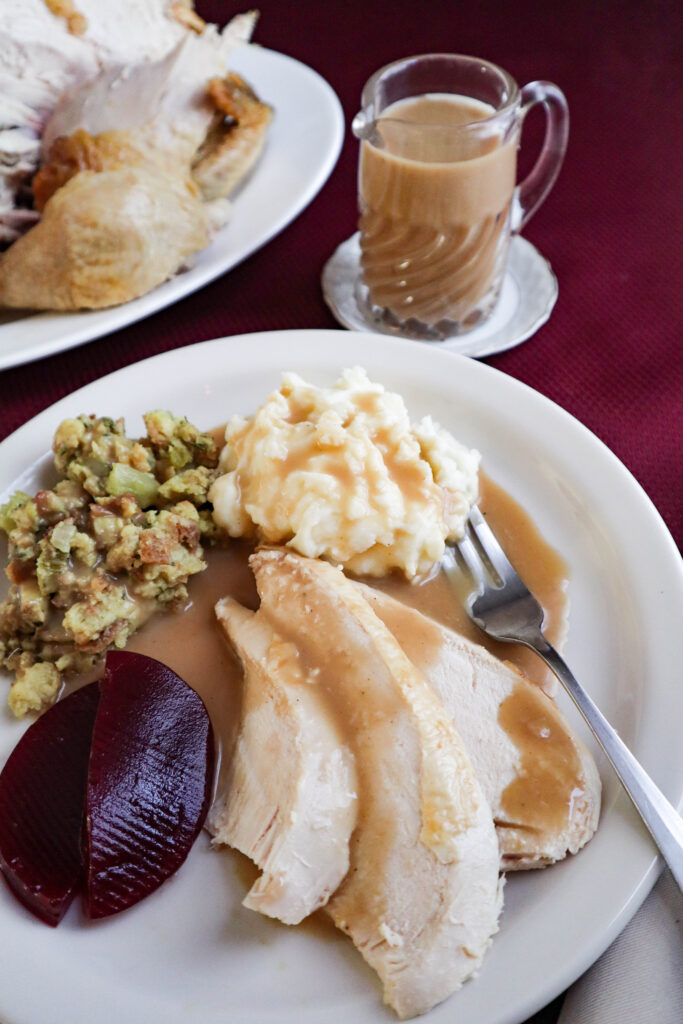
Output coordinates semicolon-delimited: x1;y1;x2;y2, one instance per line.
352;54;569;339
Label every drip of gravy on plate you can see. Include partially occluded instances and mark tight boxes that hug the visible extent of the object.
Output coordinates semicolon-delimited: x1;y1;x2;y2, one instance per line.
498;681;584;835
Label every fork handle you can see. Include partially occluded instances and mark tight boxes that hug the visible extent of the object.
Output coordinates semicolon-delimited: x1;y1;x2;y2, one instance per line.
533;637;683;892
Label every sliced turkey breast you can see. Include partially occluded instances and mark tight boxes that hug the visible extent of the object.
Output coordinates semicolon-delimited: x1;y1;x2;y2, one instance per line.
358;583;601;870
209;598;357;925
250;549;502;1021
42;30;243;166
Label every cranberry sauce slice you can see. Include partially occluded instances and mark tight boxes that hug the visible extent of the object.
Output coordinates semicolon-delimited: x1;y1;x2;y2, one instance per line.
83;650;215;919
0;683;100;926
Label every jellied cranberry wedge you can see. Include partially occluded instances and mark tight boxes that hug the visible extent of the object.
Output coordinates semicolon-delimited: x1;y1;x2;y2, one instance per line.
0;683;100;926
83;651;214;919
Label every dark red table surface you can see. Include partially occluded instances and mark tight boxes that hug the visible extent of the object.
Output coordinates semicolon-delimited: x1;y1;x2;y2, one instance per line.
0;2;681;1020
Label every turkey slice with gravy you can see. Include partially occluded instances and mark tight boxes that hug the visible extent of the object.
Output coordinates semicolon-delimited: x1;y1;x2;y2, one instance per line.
208;599;357;925
358;583;601;869
246;549;502;1020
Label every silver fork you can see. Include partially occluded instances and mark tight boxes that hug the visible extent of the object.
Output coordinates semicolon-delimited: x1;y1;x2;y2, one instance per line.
444;504;683;891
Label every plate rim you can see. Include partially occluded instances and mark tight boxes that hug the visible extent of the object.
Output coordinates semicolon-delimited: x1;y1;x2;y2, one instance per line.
0;328;681;1024
0;46;345;372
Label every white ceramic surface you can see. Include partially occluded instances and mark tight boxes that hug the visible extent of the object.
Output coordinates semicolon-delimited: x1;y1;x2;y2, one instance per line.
0;330;681;1024
321;233;558;357
0;48;344;372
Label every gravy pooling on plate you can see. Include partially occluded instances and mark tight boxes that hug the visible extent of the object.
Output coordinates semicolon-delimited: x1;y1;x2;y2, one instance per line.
126;541;256;799
127;469;569;811
372;473;568;691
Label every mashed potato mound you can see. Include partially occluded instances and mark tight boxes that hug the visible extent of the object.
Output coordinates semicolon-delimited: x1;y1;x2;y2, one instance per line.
209;368;480;578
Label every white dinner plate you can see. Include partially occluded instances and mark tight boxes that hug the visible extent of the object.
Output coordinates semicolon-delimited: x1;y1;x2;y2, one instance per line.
0;330;681;1024
0;48;344;372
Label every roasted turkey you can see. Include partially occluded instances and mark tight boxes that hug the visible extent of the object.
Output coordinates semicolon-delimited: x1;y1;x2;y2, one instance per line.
0;1;271;310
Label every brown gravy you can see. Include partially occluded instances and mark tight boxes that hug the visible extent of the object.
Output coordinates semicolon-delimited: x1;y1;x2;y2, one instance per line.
241;400;440;510
358;94;517;325
498;681;583;837
126;540;257;797
124;474;572;852
363;477;580;840
371;473;568;691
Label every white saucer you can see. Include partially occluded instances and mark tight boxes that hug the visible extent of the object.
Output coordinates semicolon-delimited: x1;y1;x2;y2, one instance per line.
321;232;558;358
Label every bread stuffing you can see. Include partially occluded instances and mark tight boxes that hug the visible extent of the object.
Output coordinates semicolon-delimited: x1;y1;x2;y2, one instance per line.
0;411;220;716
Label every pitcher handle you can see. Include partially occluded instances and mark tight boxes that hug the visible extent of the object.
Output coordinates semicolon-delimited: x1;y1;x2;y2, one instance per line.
512;81;569;232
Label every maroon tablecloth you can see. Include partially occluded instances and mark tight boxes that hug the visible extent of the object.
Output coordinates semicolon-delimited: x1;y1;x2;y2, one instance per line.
0;3;680;1020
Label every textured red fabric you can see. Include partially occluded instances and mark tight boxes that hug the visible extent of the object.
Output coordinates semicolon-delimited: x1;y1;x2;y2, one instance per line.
0;1;680;550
